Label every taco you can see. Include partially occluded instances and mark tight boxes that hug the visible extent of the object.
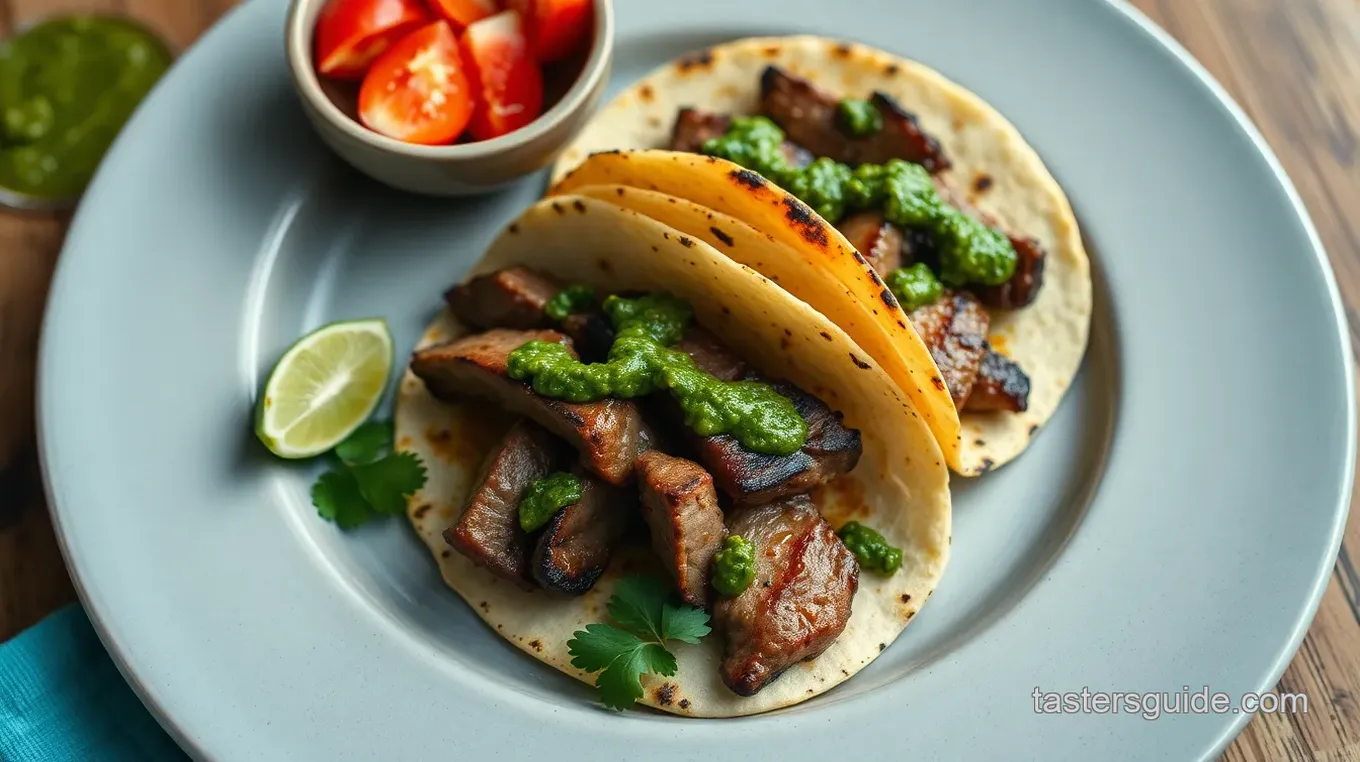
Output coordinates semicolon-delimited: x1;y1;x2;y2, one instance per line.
396;196;950;716
548;36;1093;475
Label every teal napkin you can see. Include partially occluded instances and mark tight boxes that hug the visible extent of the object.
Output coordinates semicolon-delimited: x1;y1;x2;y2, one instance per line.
0;604;187;762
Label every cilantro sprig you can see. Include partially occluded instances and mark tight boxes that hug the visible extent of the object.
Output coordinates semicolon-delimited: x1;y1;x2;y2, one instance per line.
311;420;428;529
567;576;712;710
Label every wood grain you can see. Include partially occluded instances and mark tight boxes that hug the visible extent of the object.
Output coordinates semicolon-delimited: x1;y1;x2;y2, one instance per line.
0;0;1355;759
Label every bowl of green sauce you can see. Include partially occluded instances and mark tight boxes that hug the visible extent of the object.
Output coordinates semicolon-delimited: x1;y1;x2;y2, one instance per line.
0;14;174;211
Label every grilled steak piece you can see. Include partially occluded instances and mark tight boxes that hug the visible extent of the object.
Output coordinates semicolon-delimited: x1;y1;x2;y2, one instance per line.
670;107;732;153
660;330;861;505
908;291;990;410
671;106;814;168
557;312;616;362
445;266;558;330
838;211;904;274
636;451;726;606
531;467;634;594
930;181;1047;310
975;235;1046;310
688;380;861;505
715;495;859;696
445;420;569;588
963;348;1031;413
444;267;615;360
759;65;950;172
674;328;747;382
410;329;647;485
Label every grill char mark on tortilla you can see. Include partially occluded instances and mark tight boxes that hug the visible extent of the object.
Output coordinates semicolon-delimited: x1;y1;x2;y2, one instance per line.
445;420;570;589
409;329;647;485
636;451;726;607
716;495;859;696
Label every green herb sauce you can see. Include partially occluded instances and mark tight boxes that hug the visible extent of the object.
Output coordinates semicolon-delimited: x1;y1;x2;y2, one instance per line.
702;116;1017;287
518;471;582;532
838;521;902;575
885;262;943;311
544;284;595;321
711;535;756;596
0;16;173;200
836;98;882;137
507;293;808;456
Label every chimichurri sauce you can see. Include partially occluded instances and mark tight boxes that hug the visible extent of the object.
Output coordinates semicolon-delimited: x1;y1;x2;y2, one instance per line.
702;116;1017;290
506;292;809;456
518;471;582;532
0;16;172;200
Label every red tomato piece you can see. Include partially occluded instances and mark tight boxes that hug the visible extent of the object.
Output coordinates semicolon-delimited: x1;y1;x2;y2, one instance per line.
461;10;544;141
505;0;592;63
314;0;431;80
424;0;496;29
358;21;475;145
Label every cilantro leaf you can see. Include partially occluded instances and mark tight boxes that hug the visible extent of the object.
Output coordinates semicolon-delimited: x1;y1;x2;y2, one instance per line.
661;601;712;645
567;623;639;672
311;469;371;529
352;451;427;515
606;576;668;642
335;420;393;465
594;643;676;711
567;576;712;710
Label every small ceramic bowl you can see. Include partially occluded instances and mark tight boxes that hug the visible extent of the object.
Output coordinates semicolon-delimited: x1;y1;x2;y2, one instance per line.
284;0;614;196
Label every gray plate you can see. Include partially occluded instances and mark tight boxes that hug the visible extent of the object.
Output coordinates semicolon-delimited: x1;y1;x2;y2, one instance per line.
37;0;1354;759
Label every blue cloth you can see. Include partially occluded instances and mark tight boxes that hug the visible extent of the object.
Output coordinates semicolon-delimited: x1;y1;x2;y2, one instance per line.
0;604;186;762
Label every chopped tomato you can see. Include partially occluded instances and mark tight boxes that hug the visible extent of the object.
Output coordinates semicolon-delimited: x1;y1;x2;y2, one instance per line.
461;10;543;141
314;0;431;80
506;0;592;63
424;0;496;29
358;21;475;145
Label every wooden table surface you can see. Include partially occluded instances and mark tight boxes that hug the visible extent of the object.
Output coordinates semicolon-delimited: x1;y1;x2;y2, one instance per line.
1;0;1357;758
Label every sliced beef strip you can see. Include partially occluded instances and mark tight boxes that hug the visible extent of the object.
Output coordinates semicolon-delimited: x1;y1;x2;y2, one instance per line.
908;290;990;410
409;329;647;485
673;328;747;382
759;65;950;172
635;451;726;607
445;420;570;589
838;211;904;274
531;466;635;595
931;180;1046;310
963;348;1031;413
444;267;615;360
661;330;861;505
974;235;1045;310
557;312;616;362
715;495;859;696
670;107;814;168
686;379;861;506
444;266;559;331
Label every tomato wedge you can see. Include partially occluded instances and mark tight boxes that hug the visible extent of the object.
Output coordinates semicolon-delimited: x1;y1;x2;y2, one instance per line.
461;10;543;141
425;0;496;29
314;0;431;80
507;0;593;63
358;21;475;145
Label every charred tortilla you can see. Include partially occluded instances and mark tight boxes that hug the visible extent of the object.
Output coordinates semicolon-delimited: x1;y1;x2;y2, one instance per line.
548;36;1092;475
396;196;950;716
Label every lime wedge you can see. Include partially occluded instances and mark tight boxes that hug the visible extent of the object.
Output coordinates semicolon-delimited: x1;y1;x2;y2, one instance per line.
255;319;394;459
